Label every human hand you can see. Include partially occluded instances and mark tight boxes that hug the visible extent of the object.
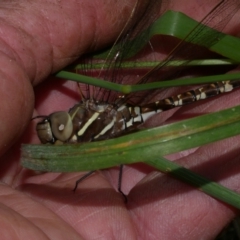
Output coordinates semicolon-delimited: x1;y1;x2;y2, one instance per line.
0;1;240;239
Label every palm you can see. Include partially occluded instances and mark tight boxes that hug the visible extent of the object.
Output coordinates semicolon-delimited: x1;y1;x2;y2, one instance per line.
0;1;240;239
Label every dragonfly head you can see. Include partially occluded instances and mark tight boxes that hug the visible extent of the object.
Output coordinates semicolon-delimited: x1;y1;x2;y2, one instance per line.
34;112;73;144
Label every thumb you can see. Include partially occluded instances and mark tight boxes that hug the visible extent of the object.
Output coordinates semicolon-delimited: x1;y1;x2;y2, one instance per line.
0;0;139;155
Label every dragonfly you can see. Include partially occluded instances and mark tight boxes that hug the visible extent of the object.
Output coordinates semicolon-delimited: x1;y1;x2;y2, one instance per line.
32;0;240;197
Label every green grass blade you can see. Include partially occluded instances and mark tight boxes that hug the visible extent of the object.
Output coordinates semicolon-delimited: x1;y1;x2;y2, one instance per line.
56;71;240;93
21;105;240;172
129;73;240;92
91;11;240;61
74;59;238;71
147;157;240;210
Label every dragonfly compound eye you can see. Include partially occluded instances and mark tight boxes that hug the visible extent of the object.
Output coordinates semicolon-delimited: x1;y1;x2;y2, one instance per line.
49;112;73;142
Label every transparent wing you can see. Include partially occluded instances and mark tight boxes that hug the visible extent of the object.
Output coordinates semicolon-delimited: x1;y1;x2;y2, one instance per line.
78;0;240;105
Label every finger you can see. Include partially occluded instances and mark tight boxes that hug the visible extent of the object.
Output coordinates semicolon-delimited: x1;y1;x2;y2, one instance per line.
0;183;83;239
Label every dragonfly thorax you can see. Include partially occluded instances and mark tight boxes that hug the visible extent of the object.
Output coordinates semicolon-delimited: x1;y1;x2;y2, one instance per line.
36;99;143;144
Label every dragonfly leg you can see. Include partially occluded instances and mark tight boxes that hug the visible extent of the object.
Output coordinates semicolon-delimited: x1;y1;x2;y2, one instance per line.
73;170;96;192
73;167;128;202
118;164;128;203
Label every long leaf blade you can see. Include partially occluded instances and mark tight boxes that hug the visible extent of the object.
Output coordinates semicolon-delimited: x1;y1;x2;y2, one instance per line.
22;105;240;172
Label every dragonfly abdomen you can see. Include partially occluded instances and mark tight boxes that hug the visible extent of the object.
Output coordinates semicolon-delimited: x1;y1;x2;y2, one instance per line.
140;80;240;114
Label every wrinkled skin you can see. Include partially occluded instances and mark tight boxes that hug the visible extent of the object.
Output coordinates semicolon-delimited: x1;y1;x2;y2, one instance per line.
1;0;240;239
